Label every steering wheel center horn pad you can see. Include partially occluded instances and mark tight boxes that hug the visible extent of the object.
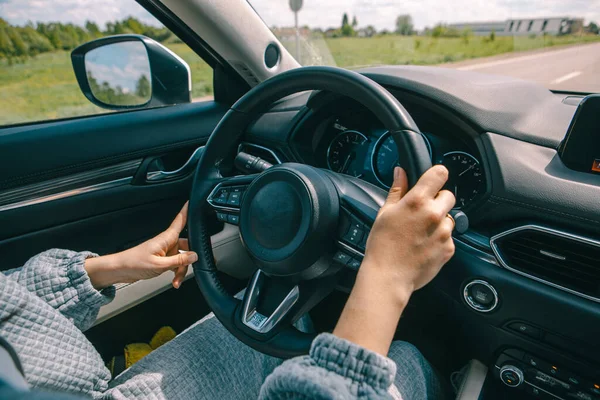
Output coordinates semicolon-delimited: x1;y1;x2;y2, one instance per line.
189;66;432;358
240;164;339;279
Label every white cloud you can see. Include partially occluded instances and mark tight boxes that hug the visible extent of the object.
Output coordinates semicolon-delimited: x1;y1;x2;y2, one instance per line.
249;0;600;30
0;0;161;28
1;0;599;30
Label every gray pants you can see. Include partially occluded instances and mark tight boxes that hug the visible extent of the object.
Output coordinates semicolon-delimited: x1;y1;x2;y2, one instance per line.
104;314;444;399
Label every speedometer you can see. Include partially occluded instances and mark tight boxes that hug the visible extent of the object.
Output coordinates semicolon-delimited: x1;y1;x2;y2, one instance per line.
442;151;484;209
327;130;369;177
372;131;432;188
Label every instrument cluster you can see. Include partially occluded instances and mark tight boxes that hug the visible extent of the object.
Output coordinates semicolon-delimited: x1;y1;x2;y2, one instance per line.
320;117;486;210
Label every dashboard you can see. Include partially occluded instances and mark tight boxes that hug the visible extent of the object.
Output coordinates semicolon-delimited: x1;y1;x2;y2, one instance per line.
244;66;600;398
292;97;487;210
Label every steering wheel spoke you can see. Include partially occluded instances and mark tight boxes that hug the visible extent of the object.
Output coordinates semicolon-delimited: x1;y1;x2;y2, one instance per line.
240;269;337;335
207;174;258;224
241;270;300;333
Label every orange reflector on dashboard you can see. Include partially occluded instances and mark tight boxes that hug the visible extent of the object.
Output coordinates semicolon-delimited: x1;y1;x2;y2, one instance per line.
592;159;600;173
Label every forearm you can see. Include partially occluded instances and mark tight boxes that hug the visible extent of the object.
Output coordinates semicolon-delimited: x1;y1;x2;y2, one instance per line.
333;261;413;355
84;253;128;290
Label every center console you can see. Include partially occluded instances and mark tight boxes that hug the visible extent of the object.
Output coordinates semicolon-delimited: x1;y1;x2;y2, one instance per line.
493;349;600;400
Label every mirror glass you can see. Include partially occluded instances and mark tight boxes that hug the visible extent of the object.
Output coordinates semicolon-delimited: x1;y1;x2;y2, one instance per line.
85;41;152;106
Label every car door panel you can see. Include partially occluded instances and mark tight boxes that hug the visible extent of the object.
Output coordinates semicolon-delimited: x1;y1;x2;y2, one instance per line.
0;102;226;190
0;101;227;271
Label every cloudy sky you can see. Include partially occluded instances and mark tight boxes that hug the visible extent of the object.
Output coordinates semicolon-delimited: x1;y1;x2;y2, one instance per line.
1;0;599;30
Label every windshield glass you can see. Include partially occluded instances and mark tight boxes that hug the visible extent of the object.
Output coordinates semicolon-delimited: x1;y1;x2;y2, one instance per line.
249;0;600;93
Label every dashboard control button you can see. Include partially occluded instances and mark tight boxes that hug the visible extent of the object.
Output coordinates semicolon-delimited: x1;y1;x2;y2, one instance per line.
213;188;230;205
216;212;228;222
227;189;242;206
347;258;361;270
508;322;541;339
343;222;364;245
470;283;495;306
566;375;581;386
523;354;543;369
333;252;351;265
500;365;524;387
227;214;239;225
587;382;600;396
463;280;498;312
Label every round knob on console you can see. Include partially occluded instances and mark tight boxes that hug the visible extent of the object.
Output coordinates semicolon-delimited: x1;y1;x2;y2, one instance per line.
463;280;499;313
499;365;524;388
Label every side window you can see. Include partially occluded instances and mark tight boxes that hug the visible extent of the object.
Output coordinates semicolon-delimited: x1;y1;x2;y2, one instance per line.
0;1;213;127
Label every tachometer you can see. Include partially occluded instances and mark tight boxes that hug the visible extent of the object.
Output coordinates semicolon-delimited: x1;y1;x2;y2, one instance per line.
442;151;484;209
327;130;369;177
372;131;432;188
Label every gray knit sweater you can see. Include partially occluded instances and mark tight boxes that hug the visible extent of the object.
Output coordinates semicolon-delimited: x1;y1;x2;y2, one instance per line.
0;249;398;399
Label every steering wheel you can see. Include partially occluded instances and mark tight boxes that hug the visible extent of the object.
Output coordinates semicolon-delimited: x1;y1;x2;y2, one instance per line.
188;66;432;358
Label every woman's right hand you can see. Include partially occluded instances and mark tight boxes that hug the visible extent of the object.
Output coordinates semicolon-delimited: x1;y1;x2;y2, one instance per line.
333;165;455;355
361;165;456;298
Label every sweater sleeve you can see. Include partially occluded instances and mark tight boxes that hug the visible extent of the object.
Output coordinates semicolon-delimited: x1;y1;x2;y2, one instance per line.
259;333;397;400
2;249;115;332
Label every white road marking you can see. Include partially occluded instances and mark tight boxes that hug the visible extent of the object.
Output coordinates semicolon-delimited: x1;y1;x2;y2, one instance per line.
456;45;588;71
550;71;582;84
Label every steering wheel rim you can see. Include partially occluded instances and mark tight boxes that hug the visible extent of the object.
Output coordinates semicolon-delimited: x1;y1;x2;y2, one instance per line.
188;66;432;358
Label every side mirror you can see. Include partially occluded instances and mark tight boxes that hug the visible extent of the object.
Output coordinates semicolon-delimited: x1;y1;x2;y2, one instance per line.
71;35;191;110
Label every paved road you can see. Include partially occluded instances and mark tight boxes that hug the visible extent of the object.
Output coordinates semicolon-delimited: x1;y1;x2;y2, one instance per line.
444;42;600;93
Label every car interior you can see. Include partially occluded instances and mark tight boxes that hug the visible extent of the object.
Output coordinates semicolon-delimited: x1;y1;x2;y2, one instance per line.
1;1;599;399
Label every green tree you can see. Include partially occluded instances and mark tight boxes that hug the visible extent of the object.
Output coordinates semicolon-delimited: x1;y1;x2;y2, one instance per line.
135;74;151;98
142;25;172;42
395;14;413;35
7;27;29;57
587;21;599;34
124;17;144;34
431;24;445;38
18;26;53;55
352;16;358;28
364;25;377;37
341;12;355;36
0;24;15;59
85;21;102;38
48;29;62;49
461;27;473;44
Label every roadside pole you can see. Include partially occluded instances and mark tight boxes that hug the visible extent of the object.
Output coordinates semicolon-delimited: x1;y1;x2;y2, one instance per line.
289;0;303;62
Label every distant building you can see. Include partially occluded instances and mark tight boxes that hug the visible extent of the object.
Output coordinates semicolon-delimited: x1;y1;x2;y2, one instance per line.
448;17;584;36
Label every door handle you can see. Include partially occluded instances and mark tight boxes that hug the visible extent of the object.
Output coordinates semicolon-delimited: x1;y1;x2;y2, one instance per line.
146;146;204;182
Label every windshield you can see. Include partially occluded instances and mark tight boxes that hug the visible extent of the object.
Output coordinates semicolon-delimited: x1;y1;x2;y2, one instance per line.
249;0;600;93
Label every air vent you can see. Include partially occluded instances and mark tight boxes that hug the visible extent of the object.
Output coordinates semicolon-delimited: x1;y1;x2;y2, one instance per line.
491;226;600;301
238;143;282;165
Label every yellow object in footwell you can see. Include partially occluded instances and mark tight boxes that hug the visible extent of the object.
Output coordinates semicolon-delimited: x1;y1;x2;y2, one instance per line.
109;326;178;374
149;326;176;350
124;343;153;369
124;326;177;368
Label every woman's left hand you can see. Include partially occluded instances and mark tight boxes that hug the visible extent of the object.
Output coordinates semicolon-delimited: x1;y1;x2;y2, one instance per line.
85;202;198;290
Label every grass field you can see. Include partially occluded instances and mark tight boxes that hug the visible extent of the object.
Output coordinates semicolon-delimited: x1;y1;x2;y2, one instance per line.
0;43;213;126
1;34;599;126
322;34;600;67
